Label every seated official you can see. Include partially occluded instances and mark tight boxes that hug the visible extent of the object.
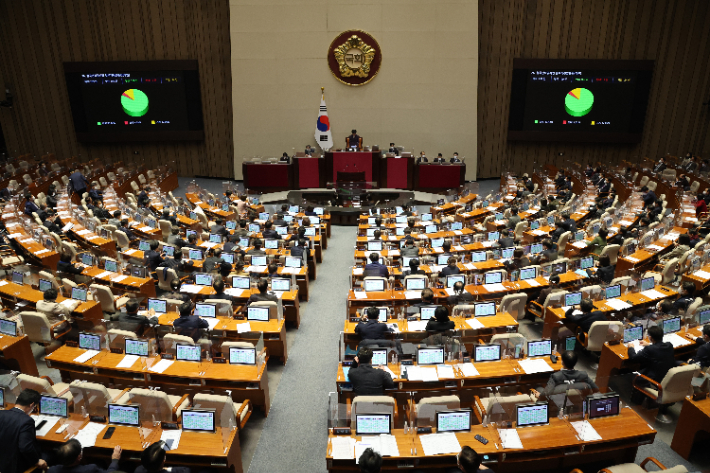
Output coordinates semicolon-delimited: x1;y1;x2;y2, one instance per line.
117;219;137;241
497;229;515;248
673;281;695;312
144;240;164;271
345;130;362;150
222;233;239;253
505;248;530;271
450;152;462;164
211;278;233;302
415;288;436;307
248;278;278;304
157;250;194;276
401;239;419;257
279;152;290;163
532;351;598;399
628;326;676;401
234;220;250;237
36;288;73;328
440;241;453;257
586;228;608;256
24;194;40;216
359;448;382;473
425;306;455;333
210;218;227;237
161;210;177;226
535;239;557;264
447;281;474;306
304;206;318;217
262;221;281;240
355;307;393;341
507;207;521;230
595;254;615;284
407;258;426;276
165;279;191;303
689;325;710;367
135;441;191;473
557;298;606;341
49;439;122;473
114;300;157;335
440;257;460;276
364;252;389;278
388;142;397;154
108;211;122;228
0;388;46;473
446;446;491;473
183;234;200;250
663;234;691;262
57;252;84;275
305;145;315;156
290;238;309;263
416;152;428;164
348;347;395;396
173;301;209;342
247;239;266;256
433;153;445;164
203;248;223;273
266;263;280;279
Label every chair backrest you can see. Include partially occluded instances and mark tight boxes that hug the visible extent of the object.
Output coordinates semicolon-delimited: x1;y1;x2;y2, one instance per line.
514;221;528;239
17;373;59;396
415;395;460;425
193;393;238;425
499;293;527;320
484;393;533;418
90;284;117;312
125;388;176;423
138;174;147;184
69;380;113;417
684;297;703;320
647;181;658;192
158;220;172;240
107;172;117;181
99;177;108;187
108;328;138;348
600;244;620;265
156;267;179;291
19;311;53;344
163;333;195;354
689;181;700;193
581;285;602;299
639;175;649;187
39;270;62;293
586;321;623;351
147;170;156;179
222;341;254;350
658;364;701;404
130;181;140;192
351;395;395;429
114;231;130;250
660;258;679;284
542;289;566;314
557;231;572;251
489;333;526;348
250;301;279;320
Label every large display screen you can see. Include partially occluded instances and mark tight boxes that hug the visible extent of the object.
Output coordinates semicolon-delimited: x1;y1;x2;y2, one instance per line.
64;61;204;142
508;59;653;143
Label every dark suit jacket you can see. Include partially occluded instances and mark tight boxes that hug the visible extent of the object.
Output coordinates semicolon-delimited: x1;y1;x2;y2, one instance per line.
248;292;278;304
447;292;474;306
364;262;389;278
425;318;455;333
440;265;461;276
69;171;89;193
597;265;615;284
144;250;164;270
642;191;657;208
48;460;120;473
262;229;281;240
173;315;210;342
565;308;606;334
433;158;445;163
57;260;84;275
628;341;676;382
498;237;515;248
117;226;136;241
355;319;393;340
416;157;429;164
348;364;395;396
210;224;227;237
692;339;710;367
115;312;153;334
0;407;42;473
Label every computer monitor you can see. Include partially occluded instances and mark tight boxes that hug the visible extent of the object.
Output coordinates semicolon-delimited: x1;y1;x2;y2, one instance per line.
552;262;567;275
226;221;237;230
700;309;710;325
547;215;555;226
484;272;503;284
0;318;17;337
574;231;585;241
131;266;147;278
474;302;496;317
564;292;582;307
195;303;216;318
271;278;291;292
371;349;387;366
274;226;288;235
529;243;543;255
579;256;594;270
527;339;552;357
251;255;267;266
186;229;197;239
623;326;644;343
40;395;68;418
436;410;472;433
605;284;621;299
239;237;249;247
221;253;235;264
102;258;118;273
209;234;222;244
494;213;504;221
78;332;101;351
662;316;681;334
248;223;260;233
304;227;316;236
421;213;433;222
488;231;499;241
367;217;377;225
108;404;140;426
367;241;383;252
82;253;96;266
145;298;166;314
188;248;204;260
516;403;549;427
530;221;540;230
437;255;450;265
396;227;405;236
501;247;515;259
425;224;438;234
417;347;445;365
419;306;437;321
586;394;620;419
288;205;299;213
405;278;426;291
285;256;302;268
471;251;486;263
38;278;53;292
451;221;463;231
229;346;257;365
446;274;466;288
264;239;279;249
124;338;150;356
71;287;88;302
314;207;324;215
519;267;537;281
565;336;576;351
176;344;202;362
355;414;391;435
247;306;270;322
11;271;23;285
364;279;385;292
474;344;501;362
375;307;388;322
259;212;270;221
189;211;198;221
232;276;251;289
431;238;444;248
138;240;151;252
193;273;212;287
640;277;655;292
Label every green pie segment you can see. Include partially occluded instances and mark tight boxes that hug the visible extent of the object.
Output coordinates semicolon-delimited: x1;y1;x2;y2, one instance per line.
565;88;594;117
121;89;149;117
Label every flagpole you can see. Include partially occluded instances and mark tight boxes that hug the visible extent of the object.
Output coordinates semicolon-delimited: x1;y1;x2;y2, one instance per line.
321;86;324;98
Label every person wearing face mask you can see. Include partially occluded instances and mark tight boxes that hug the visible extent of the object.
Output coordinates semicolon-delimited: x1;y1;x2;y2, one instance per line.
416;151;428;164
450;152;462;164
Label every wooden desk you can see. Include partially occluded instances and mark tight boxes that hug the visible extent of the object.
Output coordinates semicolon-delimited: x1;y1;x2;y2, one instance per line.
45;345;271;415
1;220;60;269
81;265;156;297
615;228;687;277
185;193;236;220
0;280;103;323
0;333;38;375
670;396;710;460
327;408;654;472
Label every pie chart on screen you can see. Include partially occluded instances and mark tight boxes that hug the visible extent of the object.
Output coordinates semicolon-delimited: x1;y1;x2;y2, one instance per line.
121;89;149;117
565;88;594;117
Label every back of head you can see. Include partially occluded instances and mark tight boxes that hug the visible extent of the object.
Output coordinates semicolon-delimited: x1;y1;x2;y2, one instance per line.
648;325;663;343
366;306;379;321
598;254;610;267
179;301;193;316
453;281;464;294
170;279;181;292
421;287;434;302
435;306;449;322
16;388;40;408
561;350;577;369
213;278;225;293
141;442;167;473
126;300;139;314
458;446;481;473
257;278;268;293
369;252;379;263
580;298;594;313
56;439;82;467
44;287;58;301
357;347;373;364
549;275;561;286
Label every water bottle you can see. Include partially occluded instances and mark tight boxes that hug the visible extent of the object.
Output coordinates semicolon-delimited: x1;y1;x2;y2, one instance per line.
403;421;409;434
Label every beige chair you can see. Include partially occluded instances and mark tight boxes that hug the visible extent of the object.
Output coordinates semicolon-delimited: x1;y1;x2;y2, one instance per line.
513;221;528;242
644;258;678;285
147;170;156;179
130;181;140;193
19;311;71;350
22;174;32;185
39;270;63;294
689;181;700;193
683;298;703;321
114;230;131;250
68;380;127;417
633;364;700;423
599;244;620;265
158;220;172;241
120;387;189;423
107;328;138;349
610;276;631;288
581;285;602;300
107;172;117;182
350;395;397;429
192;393;252;430
414;395;460;426
90;284;130;314
598;457;687;473
475;393;533;423
138;174;147;185
639;175;650;187
250;300;281;320
99;177;108;188
363;276;389;291
647;180;658;192
17;373;73;402
156;267;179;292
499;293;527;320
162;333;196;355
661;168;677;181
557;231;572;252
578;321;623;369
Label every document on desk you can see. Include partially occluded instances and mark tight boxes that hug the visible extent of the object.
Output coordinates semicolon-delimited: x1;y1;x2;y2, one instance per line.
60;299;80;310
517;358;553;374
459;363;479;377
389;250;400;256
647;244;664;252
444;287;456;296
640;289;666;300
627;339;642;351
73;422;106;448
625;256;640;263
32;415;61;437
76;229;91;236
525;279;541;287
224;288;249;298
436;364;456;379
571;241;588;249
237;322;252;333
380;366;397;380
357;434;400;458
117;354;139;368
498;429;523;449
73;349;100;364
432;248;444;253
204;318;221;330
619;220;634;227
111;275;128;283
353;292;369;300
483;283;506;292
149;359;174;373
404;290;422;300
62;223;74;232
124;249;138;255
464;263;477;270
604;298;632;311
96;271;112;279
180;284;202;294
247;265;267;273
664;333;692;348
407;320;428;331
352;268;364;275
0;280;8;286
532;229;548;236
693;270;710;280
419;432;461;456
331;437;356;460
571;421;602;441
466;319;485;330
161;429;182;451
429;265;445;273
453;245;465;251
481;241;495;248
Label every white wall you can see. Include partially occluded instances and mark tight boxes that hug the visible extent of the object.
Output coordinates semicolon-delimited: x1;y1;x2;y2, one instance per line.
230;0;478;180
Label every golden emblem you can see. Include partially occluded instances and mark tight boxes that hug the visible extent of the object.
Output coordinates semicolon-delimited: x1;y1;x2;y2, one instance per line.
333;35;376;78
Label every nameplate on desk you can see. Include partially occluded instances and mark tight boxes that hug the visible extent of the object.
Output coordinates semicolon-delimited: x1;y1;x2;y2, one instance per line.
401;360;414;366
234;315;245;320
162;422;179;429
417;426;433;434
608;339;621;346
161;353;174;360
110;347;123;354
407;316;418;322
90;415;106;423
349;317;360;323
66;341;78;348
333;427;352;435
212;357;226;364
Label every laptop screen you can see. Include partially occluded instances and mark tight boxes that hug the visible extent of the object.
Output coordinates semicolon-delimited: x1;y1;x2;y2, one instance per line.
232;276;251;289
176;344;202;362
304;227;316;236
419;306;437;321
40;395;68;418
364;279;385;292
605;284;621;299
138;240;151;252
640;277;655;291
147;298;167;313
425;224;438;234
405;278;426;291
421;213;433;222
488;231;499;241
623;326;643;343
501;247;515;259
565;292;582;307
516;403;549;427
431;238;444;248
226;221;237;230
247;307;269;322
437;410;471;433
371;349;387;366
264;239;279;249
417;347;445;365
0;319;17;337
700;310;710;325
368;241;383;251
38;278;53;292
474;302;496;317
125;338;150;356
474;344;501;362
355;414;391;435
11;271;23;285
79;332;101;351
285;256;302;268
529;243;543;255
209;234;222;244
662;316;681;334
251;255;267;266
527;340;552;357
271;278;291;292
580;256;594;270
485;272;503;284
195;303;216;318
519;267;536;280
195;274;213;286
108;404;140;426
471;251;486;263
587;394;620;419
71;287;87;302
447;274;466;288
221;253;235;264
229;347;256;365
189;249;204;260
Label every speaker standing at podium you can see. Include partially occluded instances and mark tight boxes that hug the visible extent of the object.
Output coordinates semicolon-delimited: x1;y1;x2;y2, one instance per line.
346;129;362;150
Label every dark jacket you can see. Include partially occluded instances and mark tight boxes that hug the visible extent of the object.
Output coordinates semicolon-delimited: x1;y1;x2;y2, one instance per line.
115;312;154;335
628;341;676;382
210;224;227;237
364;262;389;278
440;265;461;276
117;226;136;241
57;260;84;275
597;265;615;284
144;250;164;271
692;339;710;367
69;171;89;193
48;460;120;473
542;369;598;395
247;292;278;304
0;407;42;473
173;315;210;342
355;319;393;340
447;292;474;306
565;308;606;334
203;256;222;273
425;318;455;333
262;229;281;240
498;237;515;248
348;364;395;396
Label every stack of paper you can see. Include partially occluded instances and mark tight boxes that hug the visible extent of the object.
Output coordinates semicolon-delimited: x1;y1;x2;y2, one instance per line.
96;271;112;279
404;290;422;300
0;280;7;287
180;284;203;294
161;429;183;451
117;355;139;368
498;429;523;449
60;299;80;310
453;245;465;251
35;249;50;256
331;437;356;460
73;422;107;447
124;249;138;255
571;421;602;441
625;256;640;263
517;358;553;374
247;266;267;273
641;289;666;300
419;432;461;455
647;244;664;252
111;275;128;283
436;364;456;379
403;366;438;382
571;241;588;249
237;322;252;333
389;250;400;256
429;265;445;273
483;283;506;292
466;319;485;330
693;270;710;280
407;320;428;332
605;298;632;311
664;333;692;348
526;279;541;287
73;350;100;364
353;292;369;300
33;415;61;436
76;229;91;236
149;359;174;373
204;318;221;330
481;241;494;248
355;434;400;460
224;288;249;298
453;230;463;236
352;268;364;275
464;263;477;270
459;364;479;377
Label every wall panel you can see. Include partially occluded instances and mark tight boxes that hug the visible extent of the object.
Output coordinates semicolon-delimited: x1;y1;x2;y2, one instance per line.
0;0;233;178
478;0;710;178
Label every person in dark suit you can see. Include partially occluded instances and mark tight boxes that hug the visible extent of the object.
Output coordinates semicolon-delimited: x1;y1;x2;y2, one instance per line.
304;206;318;217
24;194;40;216
172;301;209;342
497;229;515;248
247;239;266;256
416;152;428;164
532;351;598;399
426;306;455;333
689;324;710;367
290;238;308;262
346;130;362;150
628;326;676;400
210;277;234;302
560;298;606;341
505;248;530;271
161;210;178;227
450;152;462;164
355;307;393;340
157;250;194;276
69;167;89;196
43;210;64;235
348;347;395;396
203;248;223;273
144;240;164;271
365;252;389;278
440;257;460;276
414;288;436;308
115;300;157;335
641;186;656;209
248;278;278;304
57;252;84;275
598;178;611;194
653;158;667;173
401;239;419;257
49;439;122;473
672;281;696;312
595;254;615;284
447;281;474;306
388;142;397;154
0;388;46;473
262;221;281;240
210;219;228;237
278;152;291;164
433;153;446;164
305;145;315;156
507;207;521;230
117;219;137;241
407;258;426;276
135;441;191;473
137;187;150;207
536;239;558;264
